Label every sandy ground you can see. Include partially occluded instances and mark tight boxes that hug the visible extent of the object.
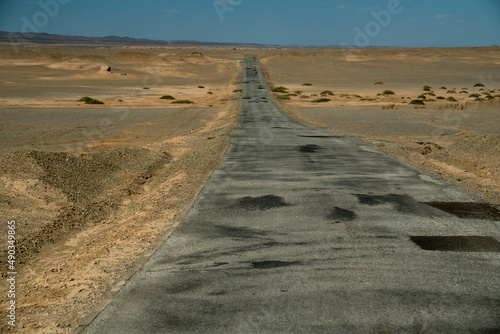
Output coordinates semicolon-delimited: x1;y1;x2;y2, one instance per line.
258;47;500;205
0;45;243;332
1;45;499;332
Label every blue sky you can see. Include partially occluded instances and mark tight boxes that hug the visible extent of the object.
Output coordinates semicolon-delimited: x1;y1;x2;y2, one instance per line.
1;0;499;47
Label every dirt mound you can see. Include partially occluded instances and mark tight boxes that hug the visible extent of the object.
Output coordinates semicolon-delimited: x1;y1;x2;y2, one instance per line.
47;59;97;70
183;51;212;64
0;148;171;268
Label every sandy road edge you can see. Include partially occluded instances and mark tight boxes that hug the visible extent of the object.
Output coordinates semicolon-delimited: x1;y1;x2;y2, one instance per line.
73;113;239;334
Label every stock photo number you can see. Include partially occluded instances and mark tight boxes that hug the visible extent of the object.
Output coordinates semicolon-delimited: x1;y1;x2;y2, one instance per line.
6;220;17;327
213;0;242;22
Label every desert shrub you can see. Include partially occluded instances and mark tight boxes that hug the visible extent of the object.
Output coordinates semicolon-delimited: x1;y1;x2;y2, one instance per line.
160;95;175;100
311;98;331;103
474;83;485;87
485;95;494;100
117;99;124;102
374;81;384;85
447;89;456;94
294;90;303;95
300;95;310;99
427;99;436;102
143;87;150;90
382;104;395;109
277;95;291;100
285;93;297;97
409;99;425;105
440;86;447;89
220;99;228;101
198;86;205;88
272;86;288;93
475;98;485;102
426;92;436;96
361;98;376;101
446;96;457;102
436;96;446;100
417;94;427;99
302;83;312;86
311;94;318;96
382;90;395;95
459;91;468;94
320;90;334;96
172;100;194;104
233;89;243;93
423;85;432;91
78;96;104;104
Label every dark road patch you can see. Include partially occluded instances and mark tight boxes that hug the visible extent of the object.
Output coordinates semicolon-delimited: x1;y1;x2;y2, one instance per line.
237;195;290;211
298;135;345;138
356;194;447;216
421;202;500;221
214;225;268;239
299;144;322;153
251;261;300;269
327;207;357;223
410;236;500;252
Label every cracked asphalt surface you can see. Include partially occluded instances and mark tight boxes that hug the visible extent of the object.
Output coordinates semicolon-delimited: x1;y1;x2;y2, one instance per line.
84;55;500;333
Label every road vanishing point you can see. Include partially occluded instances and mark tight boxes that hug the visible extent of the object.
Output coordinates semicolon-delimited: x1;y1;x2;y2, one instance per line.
83;55;500;333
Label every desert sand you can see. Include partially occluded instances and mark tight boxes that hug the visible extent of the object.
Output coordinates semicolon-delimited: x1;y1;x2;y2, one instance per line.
0;45;244;332
0;45;499;332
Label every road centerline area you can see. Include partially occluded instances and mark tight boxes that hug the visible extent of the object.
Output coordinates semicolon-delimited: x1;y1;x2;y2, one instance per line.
84;55;500;333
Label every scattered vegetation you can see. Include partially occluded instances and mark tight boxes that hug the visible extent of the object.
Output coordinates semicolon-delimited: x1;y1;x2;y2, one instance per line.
382;90;395;95
475;98;485;102
172;100;194;104
425;92;436;96
207;91;213;94
474;83;485;87
277;95;291;100
440;86;447;90
284;93;298;97
233;89;243;93
439;104;465;110
320;90;335;96
311;98;331;103
459;91;468;94
423;85;432;91
436;96;446;100
417;94;427;99
198;86;205;88
302;83;312;86
300;95;310;99
294;90;303;95
160;95;175;100
143;87;150;90
272;86;289;93
78;96;104;104
374;81;384;85
360;98;376;101
409;99;425;105
117;99;123;102
446;96;457;102
446;89;456;94
469;93;480;98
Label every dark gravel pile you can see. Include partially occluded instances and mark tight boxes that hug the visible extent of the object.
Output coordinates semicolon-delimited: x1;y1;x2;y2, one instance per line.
0;148;171;268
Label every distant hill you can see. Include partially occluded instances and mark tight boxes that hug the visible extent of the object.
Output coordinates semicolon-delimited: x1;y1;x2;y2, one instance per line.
0;31;306;49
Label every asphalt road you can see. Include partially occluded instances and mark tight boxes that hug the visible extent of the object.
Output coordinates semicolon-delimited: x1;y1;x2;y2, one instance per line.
84;55;500;333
